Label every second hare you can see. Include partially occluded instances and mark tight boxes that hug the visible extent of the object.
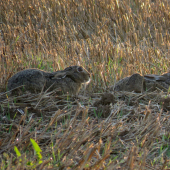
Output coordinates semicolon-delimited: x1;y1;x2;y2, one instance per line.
7;66;91;95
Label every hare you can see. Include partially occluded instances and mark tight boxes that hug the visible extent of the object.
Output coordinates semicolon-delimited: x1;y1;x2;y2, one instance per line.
111;73;144;93
111;72;170;93
7;66;91;95
144;72;170;91
144;72;170;84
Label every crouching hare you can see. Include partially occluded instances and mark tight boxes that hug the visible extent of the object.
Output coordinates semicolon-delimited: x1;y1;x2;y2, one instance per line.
7;66;91;95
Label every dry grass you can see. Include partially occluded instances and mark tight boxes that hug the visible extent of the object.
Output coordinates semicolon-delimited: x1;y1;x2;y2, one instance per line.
0;0;170;169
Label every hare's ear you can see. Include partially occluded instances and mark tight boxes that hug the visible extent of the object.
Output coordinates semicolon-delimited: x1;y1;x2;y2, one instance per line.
154;75;166;81
144;74;166;81
52;72;66;79
144;74;158;80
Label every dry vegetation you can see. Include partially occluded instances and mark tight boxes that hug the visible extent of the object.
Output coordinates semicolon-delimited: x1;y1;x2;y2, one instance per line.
0;0;170;169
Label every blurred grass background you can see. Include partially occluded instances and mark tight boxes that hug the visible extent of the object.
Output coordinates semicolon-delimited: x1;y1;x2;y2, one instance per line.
0;0;169;93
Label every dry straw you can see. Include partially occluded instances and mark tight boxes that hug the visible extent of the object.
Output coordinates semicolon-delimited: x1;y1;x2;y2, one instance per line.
0;0;170;169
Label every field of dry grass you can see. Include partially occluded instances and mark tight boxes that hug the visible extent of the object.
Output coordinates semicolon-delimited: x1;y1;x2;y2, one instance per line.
0;0;170;169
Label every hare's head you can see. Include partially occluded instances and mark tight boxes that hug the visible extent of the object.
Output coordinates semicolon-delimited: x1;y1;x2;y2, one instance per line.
54;66;91;84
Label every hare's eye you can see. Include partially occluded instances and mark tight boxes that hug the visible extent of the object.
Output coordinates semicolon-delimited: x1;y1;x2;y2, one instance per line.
77;67;83;72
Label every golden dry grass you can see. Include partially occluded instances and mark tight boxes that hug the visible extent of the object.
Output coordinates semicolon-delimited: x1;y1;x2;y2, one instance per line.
0;0;170;169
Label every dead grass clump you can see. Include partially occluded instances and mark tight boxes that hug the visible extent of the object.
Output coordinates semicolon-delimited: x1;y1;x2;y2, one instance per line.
1;89;170;169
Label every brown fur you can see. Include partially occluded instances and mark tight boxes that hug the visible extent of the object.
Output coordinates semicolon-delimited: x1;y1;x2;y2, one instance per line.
7;66;90;95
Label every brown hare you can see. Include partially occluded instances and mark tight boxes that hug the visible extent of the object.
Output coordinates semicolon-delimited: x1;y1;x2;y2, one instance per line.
111;72;170;93
144;72;170;91
111;73;144;93
7;66;91;95
144;72;170;84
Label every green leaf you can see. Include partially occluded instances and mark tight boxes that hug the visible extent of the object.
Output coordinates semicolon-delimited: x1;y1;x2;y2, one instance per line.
30;138;42;163
14;146;21;157
15;35;20;42
30;138;42;153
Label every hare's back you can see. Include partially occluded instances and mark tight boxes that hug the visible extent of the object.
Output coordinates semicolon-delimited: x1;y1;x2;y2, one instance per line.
7;69;46;91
